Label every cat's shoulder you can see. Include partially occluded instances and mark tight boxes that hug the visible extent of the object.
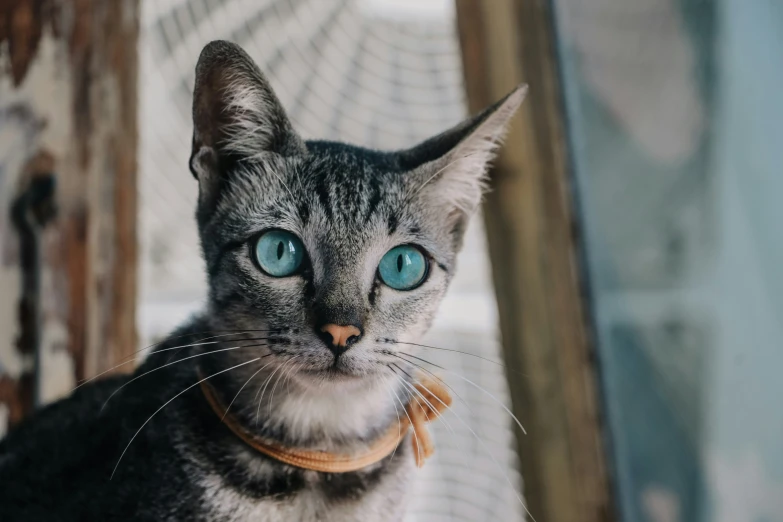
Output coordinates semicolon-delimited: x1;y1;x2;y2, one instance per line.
0;374;128;465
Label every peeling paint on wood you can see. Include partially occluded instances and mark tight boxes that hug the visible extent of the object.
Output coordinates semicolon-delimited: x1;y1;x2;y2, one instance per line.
0;0;53;87
13;155;57;409
0;0;139;433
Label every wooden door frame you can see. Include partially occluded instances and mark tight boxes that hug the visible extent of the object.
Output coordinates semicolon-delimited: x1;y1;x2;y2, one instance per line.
455;1;614;520
0;0;139;431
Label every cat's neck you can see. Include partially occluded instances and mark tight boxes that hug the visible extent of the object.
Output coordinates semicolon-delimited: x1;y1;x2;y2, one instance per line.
254;376;403;451
200;351;404;454
170;314;408;454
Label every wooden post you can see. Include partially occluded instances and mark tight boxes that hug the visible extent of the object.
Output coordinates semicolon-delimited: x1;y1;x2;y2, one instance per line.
455;1;614;521
0;0;139;434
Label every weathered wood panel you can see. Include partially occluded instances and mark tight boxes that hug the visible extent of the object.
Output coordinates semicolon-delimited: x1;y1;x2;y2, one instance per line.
455;1;614;521
0;0;139;435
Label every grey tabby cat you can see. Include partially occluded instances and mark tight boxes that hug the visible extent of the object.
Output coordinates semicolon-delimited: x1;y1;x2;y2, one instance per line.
0;41;524;521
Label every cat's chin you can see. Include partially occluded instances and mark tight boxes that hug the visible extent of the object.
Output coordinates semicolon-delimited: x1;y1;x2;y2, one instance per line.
292;364;382;391
301;366;362;381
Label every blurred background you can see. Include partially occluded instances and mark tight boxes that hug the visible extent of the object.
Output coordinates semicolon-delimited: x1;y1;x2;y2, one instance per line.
1;1;782;521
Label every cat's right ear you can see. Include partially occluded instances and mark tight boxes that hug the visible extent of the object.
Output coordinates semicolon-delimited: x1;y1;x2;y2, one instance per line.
189;41;305;213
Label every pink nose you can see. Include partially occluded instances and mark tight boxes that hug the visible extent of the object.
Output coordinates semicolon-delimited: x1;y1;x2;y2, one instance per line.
320;324;362;348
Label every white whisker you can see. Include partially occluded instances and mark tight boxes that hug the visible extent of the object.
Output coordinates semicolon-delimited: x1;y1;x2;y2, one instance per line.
437;389;535;521
222;360;276;421
384;351;471;411
393;365;454;436
386;367;423;465
396;351;527;435
385;380;404;462
74;333;272;391
100;344;270;410
256;361;286;425
269;357;301;416
389;358;534;519
111;357;260;479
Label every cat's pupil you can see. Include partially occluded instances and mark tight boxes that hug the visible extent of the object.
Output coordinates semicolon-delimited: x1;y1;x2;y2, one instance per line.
277;241;284;260
397;254;403;272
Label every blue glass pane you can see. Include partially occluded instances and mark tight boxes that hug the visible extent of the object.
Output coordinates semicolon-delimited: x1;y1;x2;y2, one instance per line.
552;1;783;520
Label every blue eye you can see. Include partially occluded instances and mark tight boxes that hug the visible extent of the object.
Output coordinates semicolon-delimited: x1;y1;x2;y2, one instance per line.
254;230;305;277
378;245;428;290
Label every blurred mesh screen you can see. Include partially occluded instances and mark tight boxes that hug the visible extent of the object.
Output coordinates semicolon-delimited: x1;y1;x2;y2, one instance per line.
137;0;525;520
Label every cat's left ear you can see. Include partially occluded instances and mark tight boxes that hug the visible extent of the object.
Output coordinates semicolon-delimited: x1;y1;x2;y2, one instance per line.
189;41;305;218
399;84;527;226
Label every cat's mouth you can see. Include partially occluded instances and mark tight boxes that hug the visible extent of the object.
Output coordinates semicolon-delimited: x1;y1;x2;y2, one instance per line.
297;358;370;383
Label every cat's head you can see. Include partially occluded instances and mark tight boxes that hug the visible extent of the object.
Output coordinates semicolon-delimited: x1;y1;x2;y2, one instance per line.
190;41;524;389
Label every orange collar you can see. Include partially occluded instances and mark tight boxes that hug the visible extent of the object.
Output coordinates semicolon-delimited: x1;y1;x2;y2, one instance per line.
200;374;452;473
